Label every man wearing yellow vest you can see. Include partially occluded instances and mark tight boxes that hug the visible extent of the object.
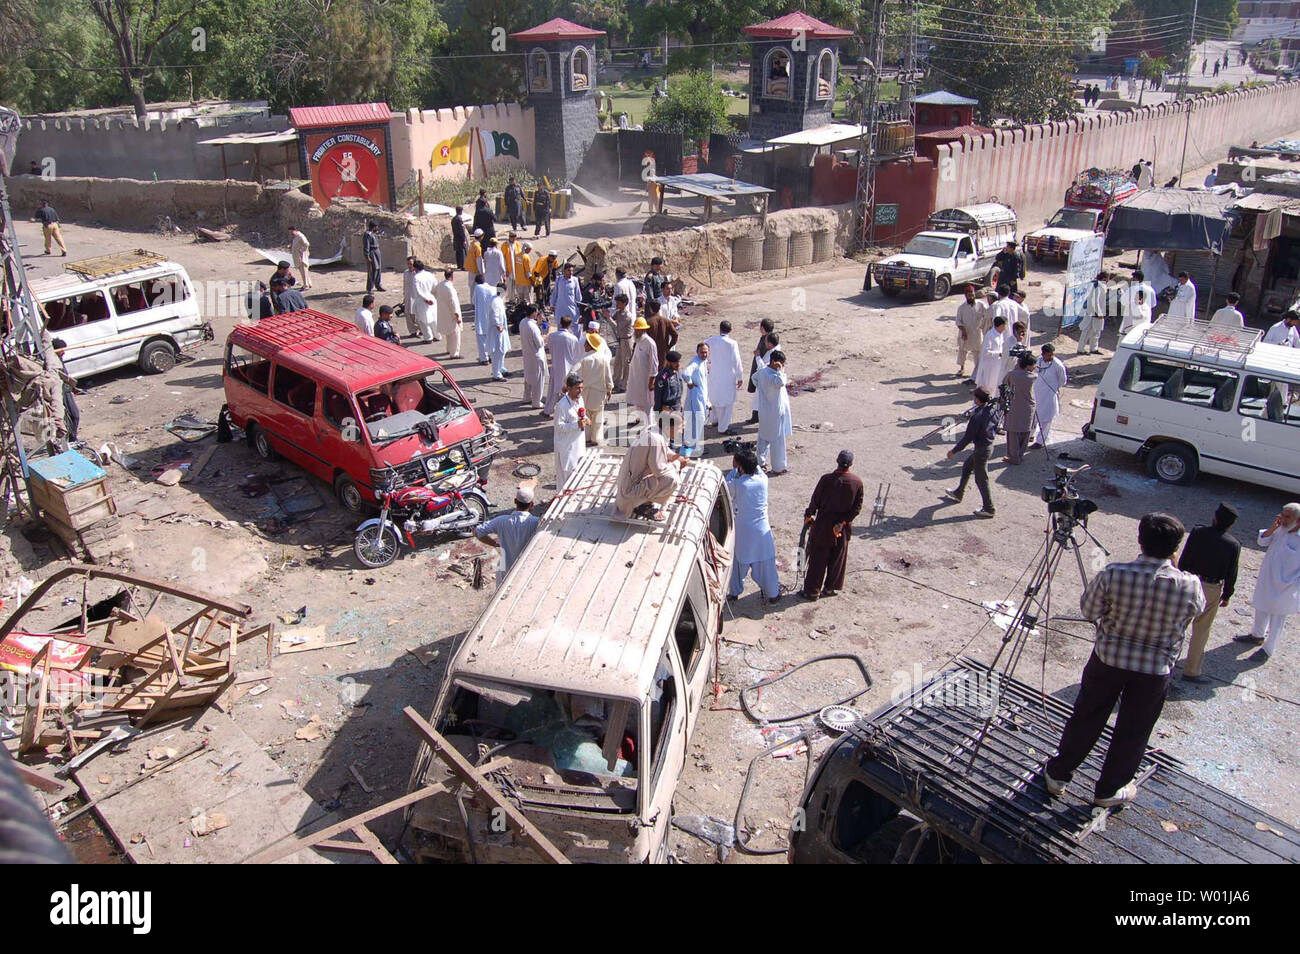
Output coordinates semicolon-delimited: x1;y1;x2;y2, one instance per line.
512;240;535;305
465;229;484;279
531;250;559;306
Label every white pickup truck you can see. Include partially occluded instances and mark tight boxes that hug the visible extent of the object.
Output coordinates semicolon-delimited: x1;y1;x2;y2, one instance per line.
865;203;1017;301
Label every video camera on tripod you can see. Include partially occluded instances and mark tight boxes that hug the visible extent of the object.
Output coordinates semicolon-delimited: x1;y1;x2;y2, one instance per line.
1041;463;1099;525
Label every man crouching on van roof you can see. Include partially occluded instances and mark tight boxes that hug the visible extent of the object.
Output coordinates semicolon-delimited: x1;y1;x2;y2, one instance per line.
475;485;540;587
726;449;782;606
616;419;685;522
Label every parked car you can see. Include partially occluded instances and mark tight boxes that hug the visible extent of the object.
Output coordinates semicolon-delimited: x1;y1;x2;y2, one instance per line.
1085;317;1300;492
29;250;211;379
1024;170;1139;264
864;203;1017;300
403;447;736;863
222;309;495;512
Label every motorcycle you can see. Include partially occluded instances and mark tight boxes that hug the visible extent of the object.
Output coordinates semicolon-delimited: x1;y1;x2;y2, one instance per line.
353;467;491;568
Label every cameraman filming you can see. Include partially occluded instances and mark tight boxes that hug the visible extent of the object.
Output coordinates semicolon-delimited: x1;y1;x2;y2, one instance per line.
1042;513;1205;807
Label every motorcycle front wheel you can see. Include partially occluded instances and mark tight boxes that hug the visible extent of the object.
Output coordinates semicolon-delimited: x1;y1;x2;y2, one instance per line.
354;523;400;568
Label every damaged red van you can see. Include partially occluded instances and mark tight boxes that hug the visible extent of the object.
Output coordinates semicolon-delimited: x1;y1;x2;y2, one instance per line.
222;310;495;512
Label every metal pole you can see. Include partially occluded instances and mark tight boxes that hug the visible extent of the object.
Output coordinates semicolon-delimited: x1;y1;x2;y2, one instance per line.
901;0;917;107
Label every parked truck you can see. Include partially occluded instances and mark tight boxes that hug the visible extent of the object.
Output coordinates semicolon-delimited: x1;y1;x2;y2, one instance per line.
864;203;1017;300
1023;169;1139;264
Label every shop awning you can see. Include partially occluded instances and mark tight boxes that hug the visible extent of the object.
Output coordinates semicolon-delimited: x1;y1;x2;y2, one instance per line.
1105;188;1237;252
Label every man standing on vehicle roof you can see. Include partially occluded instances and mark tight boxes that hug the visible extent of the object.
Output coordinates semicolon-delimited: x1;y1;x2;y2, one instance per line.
1235;503;1300;661
1167;271;1197;320
475;485;540;587
800;449;864;601
1043;513;1204;808
435;267;462;359
956;285;987;382
363;220;384;293
727;449;782;606
991;241;1024;294
553;373;586;492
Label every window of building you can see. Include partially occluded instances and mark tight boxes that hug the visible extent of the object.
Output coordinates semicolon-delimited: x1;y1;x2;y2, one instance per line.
1238;375;1300;425
763;48;793;99
226;343;270;394
918;107;931;125
815;49;835;100
571;47;591;91
1119;355;1238;411
272;365;317;417
529;49;552;93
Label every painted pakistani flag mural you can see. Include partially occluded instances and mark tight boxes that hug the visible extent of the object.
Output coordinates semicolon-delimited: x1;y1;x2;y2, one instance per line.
430;128;521;171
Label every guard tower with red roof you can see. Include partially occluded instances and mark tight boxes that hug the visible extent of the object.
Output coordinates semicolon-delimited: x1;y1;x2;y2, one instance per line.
743;13;852;141
510;18;606;183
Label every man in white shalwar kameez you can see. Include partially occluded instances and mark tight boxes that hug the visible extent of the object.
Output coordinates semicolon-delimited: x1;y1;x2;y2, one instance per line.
544;316;583;415
553;374;586;492
411;262;439;344
1031;343;1068;447
1236;503;1300;659
519;305;548;409
974;316;1008;397
752;350;792;474
403;257;420;337
705;321;744;434
626;317;659;424
471;274;497;363
482;239;507;287
488;283;510;381
681;343;709;457
726;449;781;605
1121;271;1155;335
434;268;462;358
1167;272;1197;320
955;286;987;379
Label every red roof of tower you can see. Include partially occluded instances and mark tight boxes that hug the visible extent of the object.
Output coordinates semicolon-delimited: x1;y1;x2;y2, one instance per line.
510;18;606;42
742;12;853;39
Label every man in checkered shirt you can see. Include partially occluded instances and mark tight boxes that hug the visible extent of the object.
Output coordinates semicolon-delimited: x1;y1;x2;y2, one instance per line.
1043;513;1205;808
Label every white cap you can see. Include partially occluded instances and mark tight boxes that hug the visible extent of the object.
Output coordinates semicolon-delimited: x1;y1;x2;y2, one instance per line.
586;320;599;331
515;485;535;505
549;250;559;256
474;228;484;236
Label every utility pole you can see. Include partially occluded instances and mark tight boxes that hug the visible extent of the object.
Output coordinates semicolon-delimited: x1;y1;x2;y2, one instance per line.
855;0;890;250
901;0;917;107
1177;0;1200;184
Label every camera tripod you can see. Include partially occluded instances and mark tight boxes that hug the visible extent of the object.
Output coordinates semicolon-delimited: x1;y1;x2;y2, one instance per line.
963;465;1109;772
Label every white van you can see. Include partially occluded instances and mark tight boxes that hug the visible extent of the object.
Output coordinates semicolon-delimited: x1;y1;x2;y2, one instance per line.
1086;317;1300;493
29;250;212;380
405;448;736;863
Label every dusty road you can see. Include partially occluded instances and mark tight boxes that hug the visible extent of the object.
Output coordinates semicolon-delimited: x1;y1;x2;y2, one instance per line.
8;203;1299;863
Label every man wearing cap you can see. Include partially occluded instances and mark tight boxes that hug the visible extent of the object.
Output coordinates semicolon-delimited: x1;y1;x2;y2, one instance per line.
644;257;671;316
504;177;526;231
271;276;308;313
627;316;659;424
705;321;744;435
363;221;384;293
991;241;1024;294
471;273;497;364
489;282;511;381
511;240;534;305
519;304;549;410
482;237;507;287
270;259;297;289
579;331;614;445
752;350;792;475
553;373;586;491
610;293;636;391
654;350;685;444
1176;503;1241;683
801;451;865;600
681;343;710;457
645;299;678;371
475;485;540;586
435;267;462;359
615;420;684;521
544;315;583;415
465;229;484;279
955;285;987;381
550;261;583;323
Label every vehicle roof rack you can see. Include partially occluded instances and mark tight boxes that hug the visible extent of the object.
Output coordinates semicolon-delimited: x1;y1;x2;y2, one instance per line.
64;249;169;280
1136;317;1261;368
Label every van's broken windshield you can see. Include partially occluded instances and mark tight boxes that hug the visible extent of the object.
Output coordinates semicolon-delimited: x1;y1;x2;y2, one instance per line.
355;371;470;445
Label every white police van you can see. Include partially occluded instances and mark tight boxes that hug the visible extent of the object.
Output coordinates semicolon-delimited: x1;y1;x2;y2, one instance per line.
1085;317;1300;493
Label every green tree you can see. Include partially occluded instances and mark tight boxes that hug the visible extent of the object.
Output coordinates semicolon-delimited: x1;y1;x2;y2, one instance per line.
645;71;728;142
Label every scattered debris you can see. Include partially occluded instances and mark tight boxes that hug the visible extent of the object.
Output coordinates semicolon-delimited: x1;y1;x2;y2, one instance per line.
190;809;231;836
349;763;374;793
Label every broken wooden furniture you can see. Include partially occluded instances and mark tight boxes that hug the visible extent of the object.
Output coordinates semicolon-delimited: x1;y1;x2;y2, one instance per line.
1;564;268;758
26;450;126;562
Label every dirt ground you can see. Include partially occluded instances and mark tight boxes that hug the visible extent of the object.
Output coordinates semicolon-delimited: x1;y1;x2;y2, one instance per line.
7;159;1299;863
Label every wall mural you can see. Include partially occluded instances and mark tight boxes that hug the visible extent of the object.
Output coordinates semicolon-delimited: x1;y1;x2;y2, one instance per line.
430;129;521;171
